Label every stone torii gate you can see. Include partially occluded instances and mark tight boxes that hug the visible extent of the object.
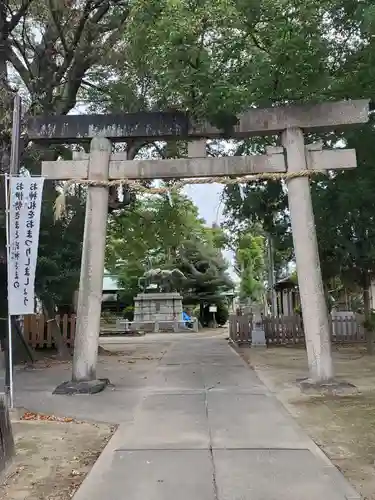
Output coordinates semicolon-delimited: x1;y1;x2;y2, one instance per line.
28;100;369;393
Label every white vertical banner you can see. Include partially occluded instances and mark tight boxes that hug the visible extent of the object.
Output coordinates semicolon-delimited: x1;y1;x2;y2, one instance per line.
7;177;44;315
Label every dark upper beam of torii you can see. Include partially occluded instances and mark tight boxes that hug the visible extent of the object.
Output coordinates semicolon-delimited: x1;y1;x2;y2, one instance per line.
26;100;369;144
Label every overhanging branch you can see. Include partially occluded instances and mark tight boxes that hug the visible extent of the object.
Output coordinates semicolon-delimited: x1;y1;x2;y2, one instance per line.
48;0;69;56
7;0;34;33
6;44;31;88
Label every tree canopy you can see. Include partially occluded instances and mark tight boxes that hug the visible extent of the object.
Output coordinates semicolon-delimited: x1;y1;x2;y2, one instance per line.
221;0;375;300
0;0;134;356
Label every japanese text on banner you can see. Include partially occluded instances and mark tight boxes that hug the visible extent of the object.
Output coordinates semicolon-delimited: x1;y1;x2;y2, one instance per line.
7;177;44;315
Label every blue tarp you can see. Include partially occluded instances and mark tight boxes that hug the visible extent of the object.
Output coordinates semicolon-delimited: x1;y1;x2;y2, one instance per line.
182;311;192;322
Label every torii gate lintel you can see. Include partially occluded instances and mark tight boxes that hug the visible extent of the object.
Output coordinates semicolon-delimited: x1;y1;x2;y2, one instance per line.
28;99;369;143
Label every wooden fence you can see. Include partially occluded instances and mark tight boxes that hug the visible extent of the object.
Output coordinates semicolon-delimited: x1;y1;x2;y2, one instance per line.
23;313;367;348
229;314;253;344
24;314;76;348
230;314;366;346
263;315;305;345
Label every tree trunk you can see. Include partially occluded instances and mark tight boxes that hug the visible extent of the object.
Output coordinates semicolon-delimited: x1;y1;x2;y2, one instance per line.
199;302;204;326
42;296;71;360
363;273;374;354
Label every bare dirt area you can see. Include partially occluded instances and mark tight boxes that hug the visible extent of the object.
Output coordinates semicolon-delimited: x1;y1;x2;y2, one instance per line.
0;417;115;500
238;345;375;500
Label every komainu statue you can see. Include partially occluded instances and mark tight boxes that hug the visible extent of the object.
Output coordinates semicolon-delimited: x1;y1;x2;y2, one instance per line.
138;268;186;293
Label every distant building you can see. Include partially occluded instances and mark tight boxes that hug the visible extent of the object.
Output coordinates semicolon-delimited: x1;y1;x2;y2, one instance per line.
73;271;123;313
273;276;300;316
102;273;123;312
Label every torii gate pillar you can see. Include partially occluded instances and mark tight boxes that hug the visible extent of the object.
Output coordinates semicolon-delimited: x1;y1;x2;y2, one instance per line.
55;137;111;394
282;129;333;382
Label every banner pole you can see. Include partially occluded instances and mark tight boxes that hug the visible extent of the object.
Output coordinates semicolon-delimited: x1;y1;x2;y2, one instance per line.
4;174;13;408
6;318;13;409
5;95;22;409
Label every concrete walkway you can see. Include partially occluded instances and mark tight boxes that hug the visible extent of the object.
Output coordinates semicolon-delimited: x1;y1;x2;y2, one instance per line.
71;334;359;500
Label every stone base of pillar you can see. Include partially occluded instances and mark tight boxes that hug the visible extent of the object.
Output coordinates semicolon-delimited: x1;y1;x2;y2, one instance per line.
53;378;110;395
298;377;356;395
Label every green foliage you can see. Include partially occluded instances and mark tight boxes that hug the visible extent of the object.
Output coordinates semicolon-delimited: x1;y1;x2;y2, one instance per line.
0;1;135;316
122;305;135;321
224;176;293;280
220;0;375;309
86;0;338;121
200;301;229;327
36;187;85;307
205;224;229;250
215;302;229;326
106;191;234;309
312;120;375;290
235;230;265;301
176;238;234;304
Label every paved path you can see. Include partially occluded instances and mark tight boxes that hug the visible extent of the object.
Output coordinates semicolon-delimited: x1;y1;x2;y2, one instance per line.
70;334;359;500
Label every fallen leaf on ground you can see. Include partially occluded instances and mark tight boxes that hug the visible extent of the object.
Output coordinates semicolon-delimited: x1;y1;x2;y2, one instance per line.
21;411;75;423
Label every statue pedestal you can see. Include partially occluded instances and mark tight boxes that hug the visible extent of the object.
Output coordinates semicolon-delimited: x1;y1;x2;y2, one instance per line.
133;292;184;332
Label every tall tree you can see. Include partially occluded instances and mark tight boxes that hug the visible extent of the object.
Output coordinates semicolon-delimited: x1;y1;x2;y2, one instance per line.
312;120;375;352
0;1;133;356
234;230;265;302
176;236;234;310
